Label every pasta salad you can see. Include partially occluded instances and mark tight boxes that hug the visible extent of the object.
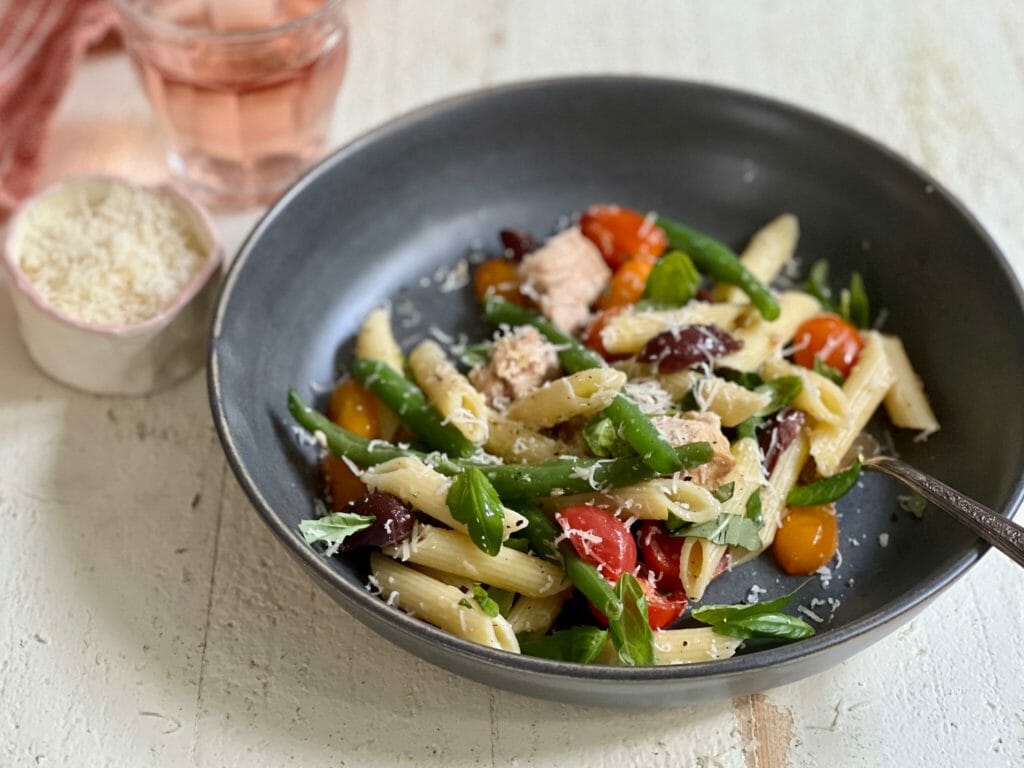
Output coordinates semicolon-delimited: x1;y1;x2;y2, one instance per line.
288;206;939;666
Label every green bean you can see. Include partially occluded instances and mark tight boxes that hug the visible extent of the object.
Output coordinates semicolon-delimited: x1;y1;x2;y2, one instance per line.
483;298;683;474
561;546;623;621
289;391;712;497
510;502;561;562
656;216;780;321
351;359;476;458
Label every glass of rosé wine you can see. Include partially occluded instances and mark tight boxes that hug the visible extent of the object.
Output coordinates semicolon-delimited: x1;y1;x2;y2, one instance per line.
114;0;349;208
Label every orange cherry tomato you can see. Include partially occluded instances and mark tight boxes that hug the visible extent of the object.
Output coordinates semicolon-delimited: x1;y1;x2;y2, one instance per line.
328;379;381;439
473;258;527;305
582;306;628;360
773;504;839;575
596;258;654;310
580;204;667;270
321;453;368;511
792;314;864;377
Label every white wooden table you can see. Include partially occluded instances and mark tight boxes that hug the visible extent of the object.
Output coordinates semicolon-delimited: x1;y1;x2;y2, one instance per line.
3;2;1023;766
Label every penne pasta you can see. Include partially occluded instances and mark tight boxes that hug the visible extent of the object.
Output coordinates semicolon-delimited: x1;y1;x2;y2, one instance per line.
504;369;626;428
653;627;744;664
712;214;800;304
362;457;527;540
413;564;479;590
599;302;747;355
507;593;570;635
371;553;519;652
382;525;570;598
484;410;572;463
810;331;894;475
881;334;940;439
762;356;849;426
409;339;489;444
716;291;819;372
540;478;720;524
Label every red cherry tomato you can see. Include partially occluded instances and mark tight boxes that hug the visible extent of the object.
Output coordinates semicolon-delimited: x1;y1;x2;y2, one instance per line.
582;306;628;361
637;521;685;592
556;505;637;581
580;204;668;270
792;314;864;377
642;582;688;630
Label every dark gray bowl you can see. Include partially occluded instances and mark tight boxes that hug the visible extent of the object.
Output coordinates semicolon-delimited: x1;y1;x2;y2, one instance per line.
209;77;1024;708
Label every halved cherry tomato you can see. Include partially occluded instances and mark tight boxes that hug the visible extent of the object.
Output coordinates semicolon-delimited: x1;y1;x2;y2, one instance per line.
791;314;864;378
580;204;667;270
641;579;688;630
322;453;367;511
582;305;628;361
556;505;637;581
773;504;839;575
473;258;527;305
328;379;381;439
637;521;685;592
595;258;654;310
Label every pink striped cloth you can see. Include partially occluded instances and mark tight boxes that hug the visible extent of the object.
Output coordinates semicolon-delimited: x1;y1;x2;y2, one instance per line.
0;0;119;212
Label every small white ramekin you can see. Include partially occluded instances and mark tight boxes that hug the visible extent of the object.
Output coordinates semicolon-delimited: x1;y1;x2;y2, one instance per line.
2;176;223;395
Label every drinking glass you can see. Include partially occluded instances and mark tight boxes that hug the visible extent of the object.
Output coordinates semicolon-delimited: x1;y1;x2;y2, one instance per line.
114;0;349;208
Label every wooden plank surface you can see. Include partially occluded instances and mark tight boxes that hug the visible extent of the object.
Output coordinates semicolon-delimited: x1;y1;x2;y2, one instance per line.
2;1;1023;766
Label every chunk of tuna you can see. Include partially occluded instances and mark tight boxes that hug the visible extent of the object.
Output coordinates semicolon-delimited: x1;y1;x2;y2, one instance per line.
470;326;560;410
652;412;735;487
517;227;611;333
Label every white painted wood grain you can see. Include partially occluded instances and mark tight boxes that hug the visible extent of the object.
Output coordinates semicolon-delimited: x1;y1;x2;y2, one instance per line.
1;1;1023;766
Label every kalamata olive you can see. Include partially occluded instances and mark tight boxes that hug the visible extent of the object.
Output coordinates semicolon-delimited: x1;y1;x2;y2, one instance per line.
758;407;806;474
499;228;538;262
341;491;416;550
636;324;741;372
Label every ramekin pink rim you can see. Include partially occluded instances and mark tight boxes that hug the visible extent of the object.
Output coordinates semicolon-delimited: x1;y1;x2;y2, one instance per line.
2;174;224;338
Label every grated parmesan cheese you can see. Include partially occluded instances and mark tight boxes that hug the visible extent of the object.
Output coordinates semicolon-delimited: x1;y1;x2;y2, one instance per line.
16;182;207;326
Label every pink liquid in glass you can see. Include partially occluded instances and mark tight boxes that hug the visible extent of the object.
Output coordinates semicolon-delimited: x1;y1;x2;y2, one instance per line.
118;0;349;207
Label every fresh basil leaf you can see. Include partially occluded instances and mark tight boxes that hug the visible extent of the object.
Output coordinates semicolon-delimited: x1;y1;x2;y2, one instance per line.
665;511;687;533
583;416;633;458
787;459;862;506
447;467;505;556
642;250;700;308
487;586;515;617
847;272;870;329
675;513;762;551
813;357;846;386
745;488;763;525
754;376;803;416
471;584;501;617
711;612;816;640
805;259;835;311
299;511;375;547
898;493;927;519
712;481;736;503
735;415;764;440
518;627;609;664
608;573;654;666
691;592;796;625
458;341;492;368
717;368;765;390
680;388;701;412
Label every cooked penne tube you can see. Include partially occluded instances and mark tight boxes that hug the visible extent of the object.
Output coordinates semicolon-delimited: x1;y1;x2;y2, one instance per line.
881;334;940;439
413;564;479;590
716;291;819;372
712;214;800;303
484;411;572;463
680;437;763;601
810;331;894;475
383;525;570;598
600;302;747;355
730;431;810;565
362;457;527;539
504;369;626;428
409;340;489;444
653;627;744;664
353;306;404;439
371;553;519;652
540;478;720;524
507;593;570;635
762;357;849;426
